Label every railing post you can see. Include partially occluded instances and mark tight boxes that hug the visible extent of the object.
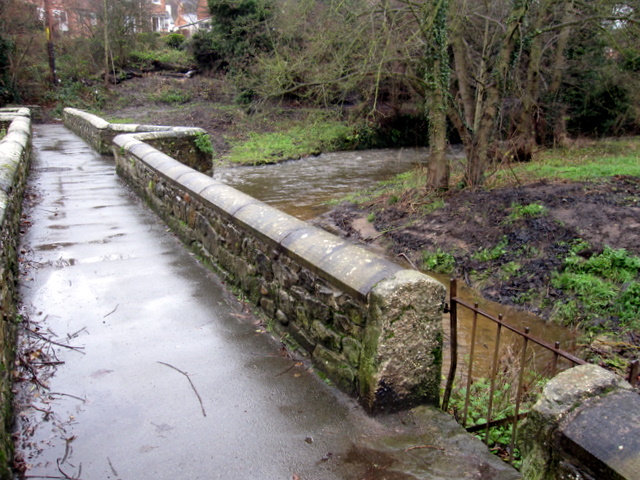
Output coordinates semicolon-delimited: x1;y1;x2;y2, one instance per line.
485;315;503;445
442;278;458;412
509;326;530;463
629;359;639;387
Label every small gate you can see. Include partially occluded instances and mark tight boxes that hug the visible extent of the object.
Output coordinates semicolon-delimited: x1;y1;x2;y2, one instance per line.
441;278;588;463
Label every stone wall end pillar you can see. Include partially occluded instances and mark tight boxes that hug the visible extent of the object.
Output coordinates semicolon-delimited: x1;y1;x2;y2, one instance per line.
360;270;446;413
520;364;638;480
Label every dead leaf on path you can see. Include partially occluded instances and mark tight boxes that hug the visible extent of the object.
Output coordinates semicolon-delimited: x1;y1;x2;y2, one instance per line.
139;445;158;453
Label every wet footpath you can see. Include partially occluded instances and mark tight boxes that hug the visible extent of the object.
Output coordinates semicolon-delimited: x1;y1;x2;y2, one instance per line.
12;125;521;480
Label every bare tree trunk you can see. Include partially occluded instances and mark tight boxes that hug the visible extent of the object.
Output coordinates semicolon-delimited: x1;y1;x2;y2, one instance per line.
423;0;451;190
103;0;109;88
548;1;574;147
514;0;552;161
43;0;56;85
464;0;530;188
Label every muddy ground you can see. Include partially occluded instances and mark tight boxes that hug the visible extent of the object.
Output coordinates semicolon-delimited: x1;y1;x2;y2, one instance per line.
326;176;640;359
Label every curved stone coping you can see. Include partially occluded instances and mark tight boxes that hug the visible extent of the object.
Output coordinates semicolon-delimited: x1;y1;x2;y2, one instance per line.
64;107;110;129
116;132;404;299
64;108;208;156
0;111;31;200
114;129;207;147
0;107;30;122
65;107;205;136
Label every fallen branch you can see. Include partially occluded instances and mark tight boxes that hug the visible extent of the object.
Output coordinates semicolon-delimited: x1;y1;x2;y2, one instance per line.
19;356;49;390
157;361;207;417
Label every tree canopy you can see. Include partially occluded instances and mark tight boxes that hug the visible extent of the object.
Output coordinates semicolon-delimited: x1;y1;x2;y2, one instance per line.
194;0;640;189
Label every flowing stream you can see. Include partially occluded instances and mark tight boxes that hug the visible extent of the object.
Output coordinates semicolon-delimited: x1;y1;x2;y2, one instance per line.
214;148;577;378
214;147;433;220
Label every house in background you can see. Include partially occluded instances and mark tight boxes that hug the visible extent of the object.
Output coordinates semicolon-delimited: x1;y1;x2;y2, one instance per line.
23;0;194;37
173;0;210;36
149;0;174;32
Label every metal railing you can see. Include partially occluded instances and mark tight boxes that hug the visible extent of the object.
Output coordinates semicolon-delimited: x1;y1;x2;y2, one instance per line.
441;278;587;463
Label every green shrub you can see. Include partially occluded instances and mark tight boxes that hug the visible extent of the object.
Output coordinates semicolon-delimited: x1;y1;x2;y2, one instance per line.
551;244;640;330
422;248;455;274
194;131;214;155
164;33;185;49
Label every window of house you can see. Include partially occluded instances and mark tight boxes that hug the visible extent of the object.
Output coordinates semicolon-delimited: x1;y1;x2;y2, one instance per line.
53;10;69;32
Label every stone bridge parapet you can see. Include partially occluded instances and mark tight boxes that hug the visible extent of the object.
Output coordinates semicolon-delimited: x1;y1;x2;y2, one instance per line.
63;107;446;413
0;107;32;479
62;108;212;173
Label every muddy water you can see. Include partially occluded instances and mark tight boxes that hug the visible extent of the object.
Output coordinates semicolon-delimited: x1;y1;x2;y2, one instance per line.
213;148;434;220
215;149;577;378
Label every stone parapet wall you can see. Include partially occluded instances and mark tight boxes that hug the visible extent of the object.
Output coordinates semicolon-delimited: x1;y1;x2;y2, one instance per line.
520;364;640;480
0;108;32;479
62;108;212;174
48;103;446;413
111;131;446;412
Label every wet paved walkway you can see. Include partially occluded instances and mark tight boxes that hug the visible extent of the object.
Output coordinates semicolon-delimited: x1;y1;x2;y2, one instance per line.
14;125;520;480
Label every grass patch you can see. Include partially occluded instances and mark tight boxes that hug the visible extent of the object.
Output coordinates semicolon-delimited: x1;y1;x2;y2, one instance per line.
105;117;135;124
551;244;640;333
226;120;352;164
507;202;547;222
148;88;192;105
472;236;509;262
329;168;432;206
490;137;640;187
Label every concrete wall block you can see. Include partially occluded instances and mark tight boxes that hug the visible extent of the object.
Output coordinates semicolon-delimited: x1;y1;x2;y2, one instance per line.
520;364;638;480
199;183;259;218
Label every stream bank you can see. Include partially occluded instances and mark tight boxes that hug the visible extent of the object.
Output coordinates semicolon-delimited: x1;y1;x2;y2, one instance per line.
324;176;640;377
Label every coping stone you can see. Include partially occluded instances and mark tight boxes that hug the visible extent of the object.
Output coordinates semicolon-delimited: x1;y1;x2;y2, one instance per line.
234;203;308;245
199;183;261;218
560;390;640;479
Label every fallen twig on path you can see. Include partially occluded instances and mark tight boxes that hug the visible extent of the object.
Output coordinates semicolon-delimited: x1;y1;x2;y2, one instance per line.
103;304;119;318
274;364;296;378
50;392;87;403
67;327;87;340
26;328;85;353
56;458;81;480
107;457;119;477
157;361;207;417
